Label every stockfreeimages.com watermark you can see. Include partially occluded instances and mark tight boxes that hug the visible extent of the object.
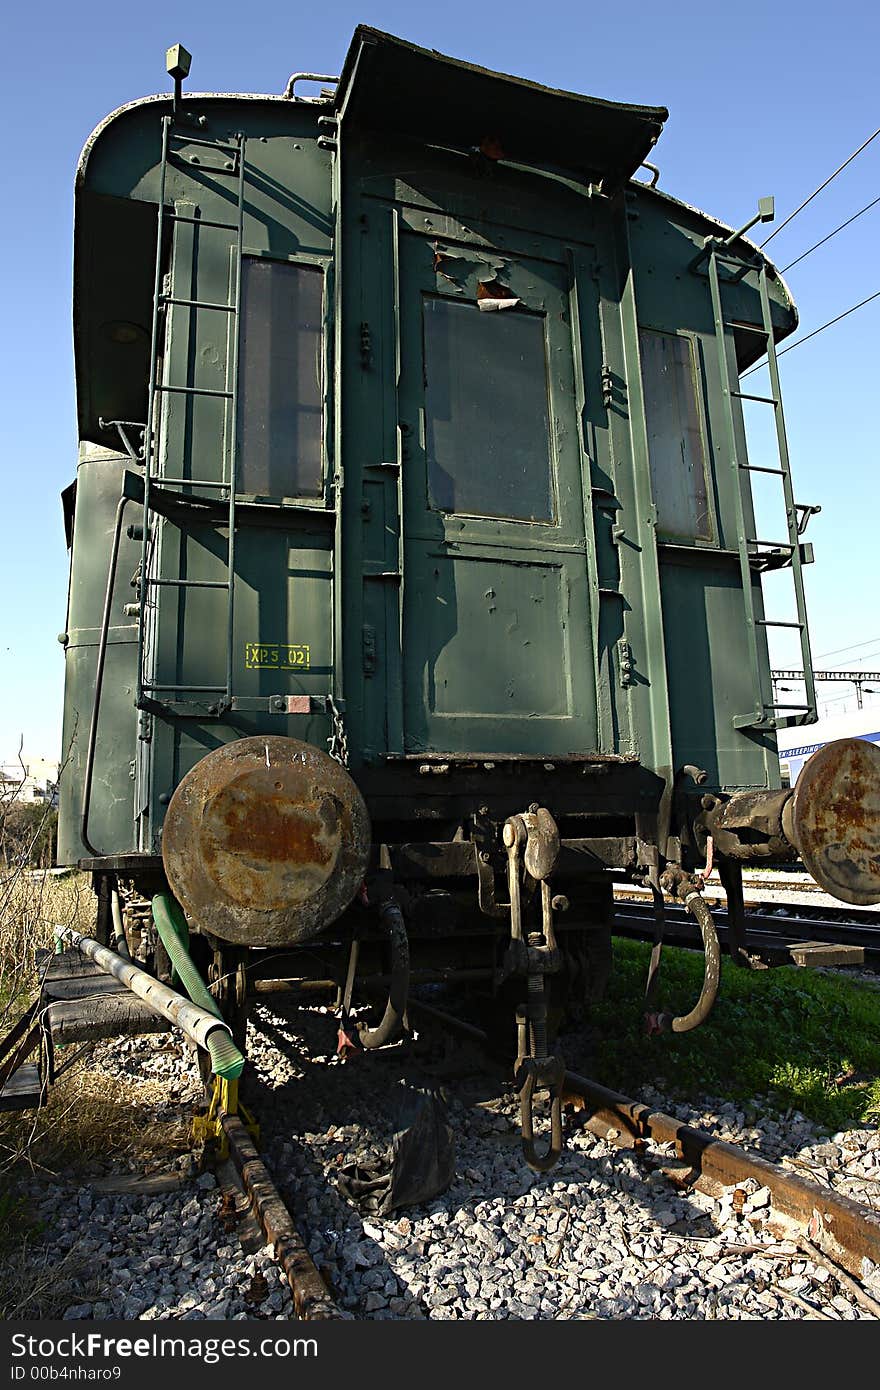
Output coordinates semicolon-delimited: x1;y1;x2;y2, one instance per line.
10;1332;316;1371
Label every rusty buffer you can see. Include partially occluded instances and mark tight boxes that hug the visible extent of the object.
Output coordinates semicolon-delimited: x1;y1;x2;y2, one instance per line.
705;737;880;906
787;737;880;906
162;736;370;945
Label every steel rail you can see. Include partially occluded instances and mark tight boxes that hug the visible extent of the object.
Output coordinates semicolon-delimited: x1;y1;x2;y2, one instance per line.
221;1113;340;1320
614;901;880;965
405;996;880;1281
561;1069;880;1280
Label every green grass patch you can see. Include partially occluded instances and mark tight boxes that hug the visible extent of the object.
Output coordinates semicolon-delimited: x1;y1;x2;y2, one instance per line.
588;938;880;1132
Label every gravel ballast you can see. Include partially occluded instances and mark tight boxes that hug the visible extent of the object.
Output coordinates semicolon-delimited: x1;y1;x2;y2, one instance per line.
19;996;880;1322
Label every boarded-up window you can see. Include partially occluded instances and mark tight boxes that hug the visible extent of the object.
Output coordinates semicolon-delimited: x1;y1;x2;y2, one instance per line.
422;297;555;522
237;259;323;498
639;329;711;542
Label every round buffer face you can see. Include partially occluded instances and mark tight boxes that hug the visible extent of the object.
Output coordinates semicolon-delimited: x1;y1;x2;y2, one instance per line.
162;736;371;944
790;736;880;906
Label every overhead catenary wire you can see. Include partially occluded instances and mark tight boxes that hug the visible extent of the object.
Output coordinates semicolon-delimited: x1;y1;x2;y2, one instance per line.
741;289;880;377
780;194;880;273
830;648;880;670
818;635;880;659
760;124;880;247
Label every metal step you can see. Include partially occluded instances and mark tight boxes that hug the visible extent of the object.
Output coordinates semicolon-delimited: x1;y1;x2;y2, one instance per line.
0;1062;41;1112
46;996;170;1046
40;950;170;1045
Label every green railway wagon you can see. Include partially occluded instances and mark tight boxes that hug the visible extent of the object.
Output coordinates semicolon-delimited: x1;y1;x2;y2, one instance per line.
55;27;880;1169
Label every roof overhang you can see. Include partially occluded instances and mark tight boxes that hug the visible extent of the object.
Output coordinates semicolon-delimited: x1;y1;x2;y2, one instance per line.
335;26;668;192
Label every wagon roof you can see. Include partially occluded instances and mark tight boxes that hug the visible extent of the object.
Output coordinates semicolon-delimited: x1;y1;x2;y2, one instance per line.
335;25;668;192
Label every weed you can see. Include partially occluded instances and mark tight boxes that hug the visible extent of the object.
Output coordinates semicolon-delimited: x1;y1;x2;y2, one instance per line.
590;938;880;1130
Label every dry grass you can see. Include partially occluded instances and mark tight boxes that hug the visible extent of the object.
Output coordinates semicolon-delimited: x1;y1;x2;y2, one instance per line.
0;865;195;1312
0;1040;194;1319
0;1235;99;1320
0;868;96;1029
1;1054;193;1178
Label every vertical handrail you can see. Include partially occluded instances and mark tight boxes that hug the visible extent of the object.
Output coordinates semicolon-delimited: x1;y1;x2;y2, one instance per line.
224;134;246;703
707;249;763;724
330;128;345;743
566;246;603;743
81;493;131;854
387;207;405;753
137;114;171;709
758;265;817;724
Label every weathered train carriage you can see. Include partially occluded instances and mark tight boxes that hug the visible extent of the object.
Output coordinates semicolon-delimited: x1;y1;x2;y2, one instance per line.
61;26;809;848
57;28;880;1163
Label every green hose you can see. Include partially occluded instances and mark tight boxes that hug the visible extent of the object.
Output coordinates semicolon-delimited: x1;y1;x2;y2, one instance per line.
151;893;245;1080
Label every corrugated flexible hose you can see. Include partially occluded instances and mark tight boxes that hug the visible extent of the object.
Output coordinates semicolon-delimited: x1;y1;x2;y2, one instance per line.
151;892;245;1079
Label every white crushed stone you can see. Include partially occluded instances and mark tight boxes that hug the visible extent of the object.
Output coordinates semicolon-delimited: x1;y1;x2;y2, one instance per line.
21;996;880;1322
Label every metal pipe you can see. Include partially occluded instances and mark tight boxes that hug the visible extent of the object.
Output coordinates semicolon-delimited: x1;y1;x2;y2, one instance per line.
80;494;129;855
283;72;340;100
53;926;241;1074
649;891;721;1034
149;894;245;1079
109;889;131;960
357;899;410;1049
672;892;721;1032
253;967;494;997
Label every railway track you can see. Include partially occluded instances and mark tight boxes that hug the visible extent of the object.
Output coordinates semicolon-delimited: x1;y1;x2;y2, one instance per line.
612;898;880;972
226;994;880;1320
10;952;880;1321
220;1112;340;1319
405;998;880;1283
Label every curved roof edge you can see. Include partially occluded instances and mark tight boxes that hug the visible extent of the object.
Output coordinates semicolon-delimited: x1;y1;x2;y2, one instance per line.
632;179;799;333
337;25;668;125
76;91;303;189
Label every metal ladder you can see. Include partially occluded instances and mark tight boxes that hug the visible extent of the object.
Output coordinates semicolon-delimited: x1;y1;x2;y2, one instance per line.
706;247;818;731
136;115;247;714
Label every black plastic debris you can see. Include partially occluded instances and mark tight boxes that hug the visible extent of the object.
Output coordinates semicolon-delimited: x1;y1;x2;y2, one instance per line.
337;1085;455;1216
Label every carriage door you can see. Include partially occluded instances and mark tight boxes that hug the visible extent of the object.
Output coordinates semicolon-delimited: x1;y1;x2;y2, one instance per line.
397;226;598;756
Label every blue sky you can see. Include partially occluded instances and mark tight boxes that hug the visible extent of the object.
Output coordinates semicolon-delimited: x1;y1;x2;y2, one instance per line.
1;0;878;762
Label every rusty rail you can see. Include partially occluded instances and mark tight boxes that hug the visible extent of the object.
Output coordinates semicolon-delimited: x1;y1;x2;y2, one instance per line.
406;996;880;1282
561;1070;880;1279
221;1113;340;1320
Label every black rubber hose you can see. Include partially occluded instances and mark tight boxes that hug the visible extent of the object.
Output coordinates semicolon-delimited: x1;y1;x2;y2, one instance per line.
357;899;410;1049
110;888;131;960
80;494;129;855
667;892;722;1033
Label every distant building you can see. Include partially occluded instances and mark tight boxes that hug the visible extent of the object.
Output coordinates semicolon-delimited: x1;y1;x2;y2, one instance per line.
0;755;60;808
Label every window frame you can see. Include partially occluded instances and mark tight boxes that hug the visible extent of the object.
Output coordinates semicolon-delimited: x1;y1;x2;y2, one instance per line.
419;290;560;528
638;325;716;547
234;248;332;509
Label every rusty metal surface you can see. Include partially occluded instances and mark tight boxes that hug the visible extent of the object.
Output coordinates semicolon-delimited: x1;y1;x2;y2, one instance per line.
221;1112;340;1320
562;1070;880;1279
704;788;795;861
162;737;371;945
790;737;880;905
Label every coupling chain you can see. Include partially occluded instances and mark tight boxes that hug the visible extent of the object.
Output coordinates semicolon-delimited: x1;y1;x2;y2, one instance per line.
327;693;349;768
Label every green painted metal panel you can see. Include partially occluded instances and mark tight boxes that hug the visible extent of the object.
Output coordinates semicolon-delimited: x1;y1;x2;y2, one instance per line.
63;55;810;858
659;556;778;789
57;448;142;863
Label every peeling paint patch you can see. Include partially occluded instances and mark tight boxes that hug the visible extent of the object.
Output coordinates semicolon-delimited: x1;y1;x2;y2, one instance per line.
477;278;520;311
